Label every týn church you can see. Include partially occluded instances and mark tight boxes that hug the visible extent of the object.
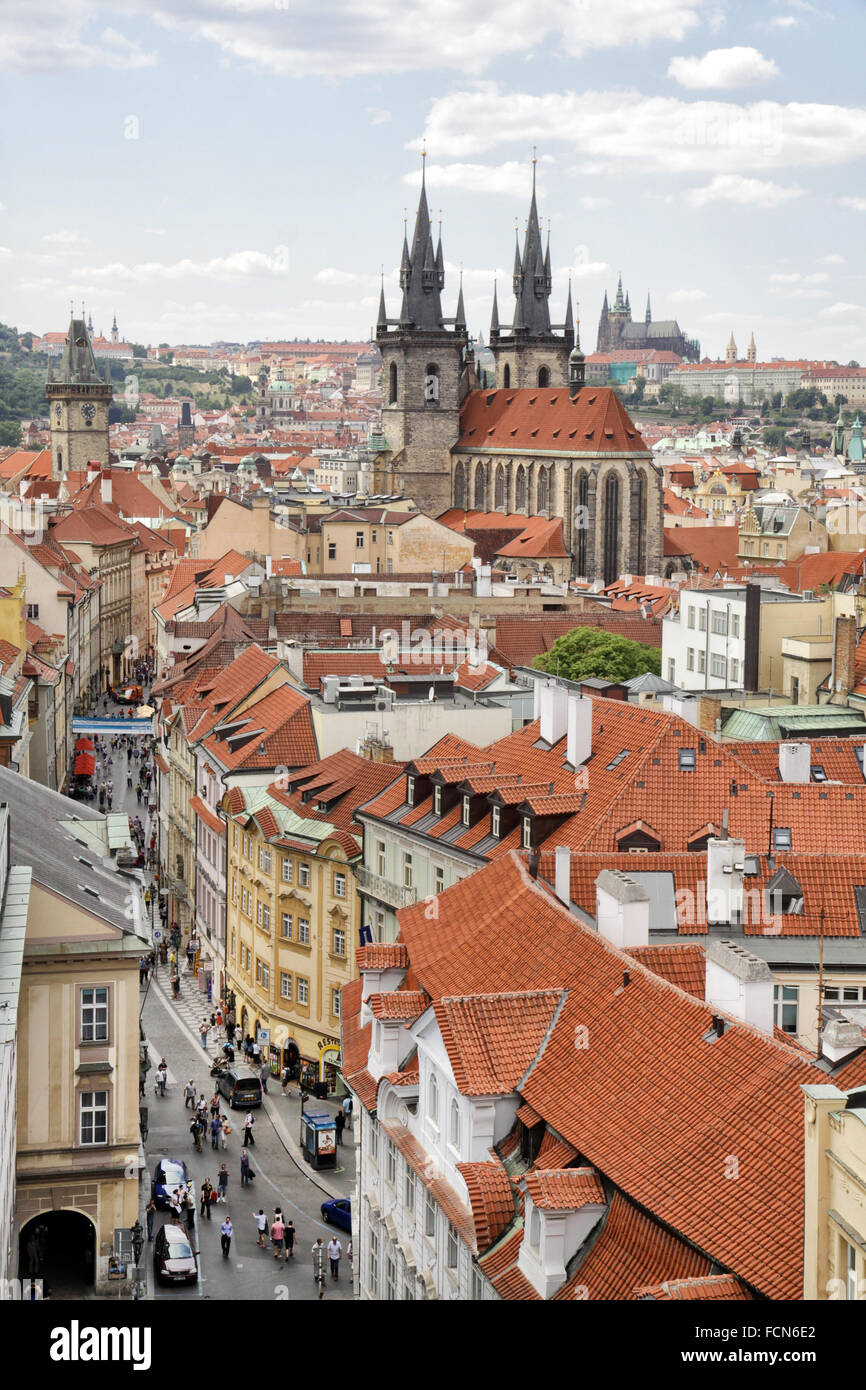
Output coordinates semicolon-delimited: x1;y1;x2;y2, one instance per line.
370;157;664;585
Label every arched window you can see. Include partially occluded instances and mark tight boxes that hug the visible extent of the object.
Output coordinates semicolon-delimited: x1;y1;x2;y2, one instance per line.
424;362;439;405
494;464;506;511
503;363;511;389
536;467;549;514
388;361;398;404
515;464;527;512
576;471;589;576
428;1073;439;1126
453;461;466;509
449;1098;460;1149
603;473;620;586
635;471;647;575
57;449;63;472
474;462;486;510
537;365;550;388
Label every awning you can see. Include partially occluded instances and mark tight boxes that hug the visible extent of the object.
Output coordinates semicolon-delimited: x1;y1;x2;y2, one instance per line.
74;737;95;751
74;752;95;776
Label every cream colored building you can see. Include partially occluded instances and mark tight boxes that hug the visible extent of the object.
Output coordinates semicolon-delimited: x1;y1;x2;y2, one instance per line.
51;504;137;689
738;502;828;565
196;495;305;568
4;769;147;1296
803;1082;866;1300
320;507;474;577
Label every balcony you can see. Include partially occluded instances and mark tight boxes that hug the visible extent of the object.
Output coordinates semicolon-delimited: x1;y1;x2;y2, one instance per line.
355;864;416;909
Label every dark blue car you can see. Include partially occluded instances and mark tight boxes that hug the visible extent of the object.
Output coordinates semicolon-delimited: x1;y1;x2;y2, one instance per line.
320;1198;351;1232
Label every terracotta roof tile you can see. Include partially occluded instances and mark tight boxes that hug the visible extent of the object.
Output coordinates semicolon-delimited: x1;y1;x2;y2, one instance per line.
634;1274;753;1301
524;1167;605;1211
554;1190;711;1300
367;990;430;1021
357;944;409;971
457;1156;516;1253
457;387;649;454
433;991;564;1096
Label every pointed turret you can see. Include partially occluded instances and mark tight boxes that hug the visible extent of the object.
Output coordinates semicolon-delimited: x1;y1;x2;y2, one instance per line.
377;276;388;330
645;292;652;326
564;280;574;335
509;155;552;336
512;229;522;297
56;313;106;386
614;274;625;311
490;280;500;339
455;275;466;331
396;150;445;329
569;300;585;398
747;331;757;364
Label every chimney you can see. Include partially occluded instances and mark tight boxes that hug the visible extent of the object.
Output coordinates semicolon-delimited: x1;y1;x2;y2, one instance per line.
566;693;592;769
594;870;649;949
743;582;760;692
831;613;856;701
705;938;774;1035
554;846;571;905
778;741;810;785
820;1017;865;1065
706;836;745;924
87;462;100;484
539;681;568;746
698;695;722;736
100;468;112;504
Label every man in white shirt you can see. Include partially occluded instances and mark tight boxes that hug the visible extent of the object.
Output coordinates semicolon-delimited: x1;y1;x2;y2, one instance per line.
327;1236;342;1280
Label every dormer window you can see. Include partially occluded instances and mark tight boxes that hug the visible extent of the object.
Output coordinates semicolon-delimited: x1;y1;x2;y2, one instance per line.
434;785;442;816
492;805;501;838
773;827;792;850
462;796;470;826
678;748;696;771
406;775;415;806
522;817;532;850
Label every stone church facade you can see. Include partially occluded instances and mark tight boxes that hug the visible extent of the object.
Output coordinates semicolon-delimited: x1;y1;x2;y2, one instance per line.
371;162;664;583
46;316;113;480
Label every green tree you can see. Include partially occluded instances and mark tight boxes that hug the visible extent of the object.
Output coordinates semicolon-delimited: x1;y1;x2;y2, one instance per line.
763;426;787;452
0;420;22;447
531;627;661;682
131;343;147;359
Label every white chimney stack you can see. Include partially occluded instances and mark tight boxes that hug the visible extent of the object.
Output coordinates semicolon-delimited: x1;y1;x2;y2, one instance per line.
595;870;649;949
821;1017;865;1065
87;463;100;484
100;468;112;504
554;846;571;905
539;681;568;746
705;939;774;1035
567;693;592;770
706;837;746;925
778;741;811;784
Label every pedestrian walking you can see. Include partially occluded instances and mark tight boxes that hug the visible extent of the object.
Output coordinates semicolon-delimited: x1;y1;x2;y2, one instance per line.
251;1038;261;1066
217;1164;229;1203
155;1065;166;1097
284;1220;295;1261
327;1236;342;1280
342;1095;353;1130
240;1148;252;1187
335;1108;345;1146
183;1079;196;1109
243;1112;255;1146
210;1114;221;1150
191;1116;203;1153
312;1238;326;1297
220;1217;233;1258
199;1020;209;1050
196;1093;208;1121
347;1239;353;1283
221;1115;232;1149
200;1179;213;1218
260;1063;268;1095
254;1209;268;1248
210;1092;220;1119
145;1196;156;1242
271;1214;285;1260
280;1065;290;1096
235;1024;243;1047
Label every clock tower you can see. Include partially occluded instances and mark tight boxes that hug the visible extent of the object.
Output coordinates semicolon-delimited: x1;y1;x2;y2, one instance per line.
46;313;113;481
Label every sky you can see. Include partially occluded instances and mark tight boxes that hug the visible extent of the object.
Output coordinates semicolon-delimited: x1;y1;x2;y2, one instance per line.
1;0;865;361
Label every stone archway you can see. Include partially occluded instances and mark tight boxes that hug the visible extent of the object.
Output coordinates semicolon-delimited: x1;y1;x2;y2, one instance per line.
19;1209;96;1296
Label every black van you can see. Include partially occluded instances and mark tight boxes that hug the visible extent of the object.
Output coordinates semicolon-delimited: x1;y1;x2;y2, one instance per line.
217;1066;263;1110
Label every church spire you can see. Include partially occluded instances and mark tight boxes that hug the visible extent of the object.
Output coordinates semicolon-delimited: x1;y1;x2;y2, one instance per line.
645;292;652;325
455;272;466;331
377;273;387;330
490;280;500;338
391;147;445;330
510;152;552;336
614;274;625;311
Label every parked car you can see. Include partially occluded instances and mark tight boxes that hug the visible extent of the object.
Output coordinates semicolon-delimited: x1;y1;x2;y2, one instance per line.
217;1065;263;1110
153;1222;198;1285
320;1197;351;1232
152;1157;189;1208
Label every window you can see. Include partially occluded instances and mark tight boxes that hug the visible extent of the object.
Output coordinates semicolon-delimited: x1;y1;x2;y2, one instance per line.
80;1090;108;1145
281;913;292;939
356;531;364;549
678;748;696;771
332;988;341;1017
773;984;798;1033
425;1194;436;1238
280;972;292;1000
405;1167;416;1213
522;817;531;849
433;785;442;816
446;1224;459;1270
385;1255;397;1301
491;805;501;838
256;901;263;926
462;796;470;826
332;928;346;957
369;1124;378;1162
710;654;726;679
298;863;310;887
406;775;415;805
81;986;109;1042
262;849;271;874
698;651;706;674
256;959;262;982
731;613;741;638
262;906;270;931
297;978;309;1005
26;603;39;620
376;841;386;877
811;765;827;783
328;542;336;560
846;1239;858;1301
298;918;310;945
773;827;792;850
667;658;676;683
402;853;413;889
230;931;236;958
261;964;269;990
449;1098;460;1149
687;606;695;629
605;751;628;771
730;658;740;684
711;610;728;635
428;1073;439;1126
472;1267;484;1300
333;872;346;898
698;607;707;631
233;826;238;848
686;648;695;672
369;1228;379;1294
386;1139;396;1186
388;531;393;545
281;858;293;883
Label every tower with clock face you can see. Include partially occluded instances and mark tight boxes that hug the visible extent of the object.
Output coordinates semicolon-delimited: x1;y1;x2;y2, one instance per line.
46;314;113;480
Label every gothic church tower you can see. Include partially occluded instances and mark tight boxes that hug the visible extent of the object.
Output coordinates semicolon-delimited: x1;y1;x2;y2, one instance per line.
46;313;112;481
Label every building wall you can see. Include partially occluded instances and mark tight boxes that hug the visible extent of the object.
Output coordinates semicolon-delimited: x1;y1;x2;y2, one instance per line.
311;700;512;765
47;388;111;479
376;329;467;517
803;1084;866;1300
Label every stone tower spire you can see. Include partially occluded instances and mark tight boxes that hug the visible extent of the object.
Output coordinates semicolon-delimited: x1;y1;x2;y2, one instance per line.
747;331;756;364
645;292;652;326
726;332;738;364
490;280;500;340
45;311;112;481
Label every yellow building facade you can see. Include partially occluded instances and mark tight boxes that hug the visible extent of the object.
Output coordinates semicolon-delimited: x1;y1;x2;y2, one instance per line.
803;1082;866;1300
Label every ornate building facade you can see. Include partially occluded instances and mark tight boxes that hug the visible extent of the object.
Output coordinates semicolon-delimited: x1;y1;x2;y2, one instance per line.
46;316;113;480
597;278;700;362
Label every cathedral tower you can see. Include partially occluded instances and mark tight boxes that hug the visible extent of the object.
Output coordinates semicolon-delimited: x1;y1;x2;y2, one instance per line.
490;161;573;390
726;333;738;364
46;313;112;480
373;153;469;515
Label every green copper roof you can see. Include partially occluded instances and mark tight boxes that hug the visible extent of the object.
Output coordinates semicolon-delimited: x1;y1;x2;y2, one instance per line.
724;705;866;741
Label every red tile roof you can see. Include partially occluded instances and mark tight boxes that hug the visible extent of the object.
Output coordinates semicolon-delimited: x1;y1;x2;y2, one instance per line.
626;944;706;998
433;991;564;1096
635;1274;753;1301
356;943;409;971
457;387;649;454
457;1157;516;1252
367;990;430;1021
664;525;739;573
494;612;662;668
524;1167;605;1211
553;1190;711;1301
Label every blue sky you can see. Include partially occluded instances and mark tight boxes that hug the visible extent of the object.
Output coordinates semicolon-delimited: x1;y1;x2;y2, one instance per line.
2;0;865;361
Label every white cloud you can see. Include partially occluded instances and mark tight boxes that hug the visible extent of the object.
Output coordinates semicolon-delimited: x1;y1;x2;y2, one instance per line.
578;195;611;210
78;248;291;284
403;161;542;198
145;228;166;237
769;271;828;285
41;229;86;245
0;247;12;260
819;302;864;318
839;196;866;212
0;4;155;72
822;253;846;264
768;15;799;29
668;288;709;303
419;87;866;175
668;46;779;90
366;107;391;126
684;174;803;207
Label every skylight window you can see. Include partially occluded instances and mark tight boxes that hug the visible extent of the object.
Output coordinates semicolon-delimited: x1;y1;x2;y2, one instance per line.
606;750;629;771
811;765;827;783
772;827;792;850
678;748;697;771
